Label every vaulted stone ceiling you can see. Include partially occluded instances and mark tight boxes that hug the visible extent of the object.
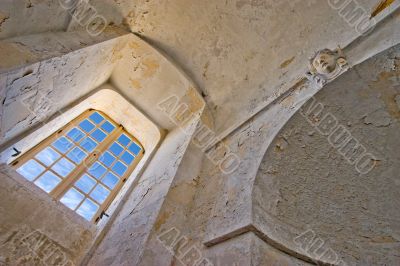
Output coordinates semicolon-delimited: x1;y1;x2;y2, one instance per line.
102;0;380;138
0;0;387;138
1;1;400;265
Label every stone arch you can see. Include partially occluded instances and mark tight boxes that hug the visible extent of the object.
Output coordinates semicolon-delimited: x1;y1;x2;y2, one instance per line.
252;43;400;265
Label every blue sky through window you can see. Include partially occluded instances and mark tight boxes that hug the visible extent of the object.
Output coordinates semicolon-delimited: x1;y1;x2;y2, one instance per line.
14;111;142;222
76;199;99;221
35;147;61;166
35;171;62;193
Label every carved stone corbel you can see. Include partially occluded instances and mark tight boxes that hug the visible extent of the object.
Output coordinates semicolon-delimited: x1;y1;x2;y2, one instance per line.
306;47;349;88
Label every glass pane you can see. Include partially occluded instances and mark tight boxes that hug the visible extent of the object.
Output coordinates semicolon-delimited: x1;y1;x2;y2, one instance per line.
67;147;87;164
99;151;116;167
75;174;97;194
90;184;110;204
52;137;73;154
112;161;128;177
128;142;141;155
121;152;135;165
118;134;131;146
16;160;45;181
91;129;107;143
109;142;123;156
34;171;61;193
67;128;85;142
60;188;84;210
79;119;95;133
101;121;115;133
102;172;119;189
89;112;104;124
52;158;75;177
35;147;61;167
88;162;107;179
76;199;99;221
80;137;98;153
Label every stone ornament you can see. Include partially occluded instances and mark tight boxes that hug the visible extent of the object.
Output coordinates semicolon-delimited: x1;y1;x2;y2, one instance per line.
306;47;349;88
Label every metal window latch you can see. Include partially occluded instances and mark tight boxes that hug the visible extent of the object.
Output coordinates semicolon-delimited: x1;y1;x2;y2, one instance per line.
100;211;110;219
11;147;21;157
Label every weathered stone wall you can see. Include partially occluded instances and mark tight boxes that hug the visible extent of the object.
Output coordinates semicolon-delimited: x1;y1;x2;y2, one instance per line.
204;232;311;266
0;29;128;147
0;29;130;264
90;0;383;141
1;1;400;265
0;165;96;265
0;22;208;265
110;35;206;131
87;114;203;266
254;43;400;265
0;1;72;40
137;142;205;266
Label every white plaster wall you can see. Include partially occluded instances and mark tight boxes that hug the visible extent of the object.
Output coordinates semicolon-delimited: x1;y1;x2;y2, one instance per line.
199;10;400;264
1;0;399;142
87;115;203;266
1;1;400;265
0;30;207;148
0;30;129;146
93;0;386;140
110;34;205;131
254;43;400;265
138;142;206;266
0;164;96;265
0;0;72;40
204;232;311;266
0;27;127;72
0;21;207;265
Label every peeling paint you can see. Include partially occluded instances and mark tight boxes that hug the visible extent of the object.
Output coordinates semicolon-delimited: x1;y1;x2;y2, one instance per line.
372;69;400;119
279;56;295;69
141;57;159;78
0;12;9;32
363;109;392;127
130;78;142;89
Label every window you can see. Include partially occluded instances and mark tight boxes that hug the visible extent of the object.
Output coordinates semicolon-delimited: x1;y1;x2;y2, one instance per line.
11;109;144;223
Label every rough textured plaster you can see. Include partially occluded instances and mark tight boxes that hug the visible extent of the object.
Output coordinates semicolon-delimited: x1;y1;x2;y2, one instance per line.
138;140;315;266
138;143;205;266
87;114;203;266
0;164;95;265
90;0;382;140
0;30;128;146
1;0;399;141
201;6;400;257
0;86;162;247
251;233;312;266
0;22;207;265
202;79;318;247
0;30;207;146
254;43;400;265
201;42;400;265
346;4;400;66
0;27;128;72
0;0;72;40
110;34;206;131
0;21;208;143
1;1;400;265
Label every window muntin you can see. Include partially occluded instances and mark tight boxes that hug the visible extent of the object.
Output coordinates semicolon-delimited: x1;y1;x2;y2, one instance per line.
11;110;144;223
